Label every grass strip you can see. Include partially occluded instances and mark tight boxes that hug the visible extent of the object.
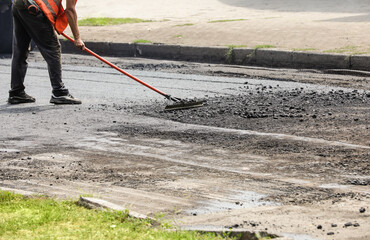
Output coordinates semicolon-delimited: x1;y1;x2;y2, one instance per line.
78;17;152;26
208;19;247;23
0;190;228;240
174;23;195;27
292;48;317;52
133;39;152;44
254;45;275;49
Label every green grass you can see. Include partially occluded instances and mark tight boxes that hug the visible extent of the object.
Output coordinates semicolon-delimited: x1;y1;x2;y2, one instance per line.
208;19;248;23
78;17;152;26
323;45;358;54
225;45;248;64
226;45;248;48
173;35;183;38
292;48;317;52
174;23;195;27
323;45;370;55
0;190;228;240
254;44;276;49
225;46;235;64
133;39;152;44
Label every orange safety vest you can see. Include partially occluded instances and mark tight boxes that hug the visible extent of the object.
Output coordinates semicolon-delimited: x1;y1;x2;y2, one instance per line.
34;0;71;34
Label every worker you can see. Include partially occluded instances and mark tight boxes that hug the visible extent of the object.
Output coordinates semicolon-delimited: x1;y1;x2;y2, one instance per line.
8;0;85;104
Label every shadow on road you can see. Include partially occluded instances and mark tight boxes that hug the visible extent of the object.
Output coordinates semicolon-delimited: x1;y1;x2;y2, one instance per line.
218;0;370;13
0;104;57;114
321;13;370;22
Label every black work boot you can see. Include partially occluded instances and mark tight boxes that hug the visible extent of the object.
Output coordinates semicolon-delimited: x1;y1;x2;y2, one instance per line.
8;91;36;104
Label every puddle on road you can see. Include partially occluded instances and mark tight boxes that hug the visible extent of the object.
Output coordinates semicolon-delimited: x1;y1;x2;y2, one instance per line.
186;190;278;215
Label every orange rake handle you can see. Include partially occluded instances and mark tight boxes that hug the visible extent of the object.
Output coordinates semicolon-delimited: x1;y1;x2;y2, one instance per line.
61;33;170;99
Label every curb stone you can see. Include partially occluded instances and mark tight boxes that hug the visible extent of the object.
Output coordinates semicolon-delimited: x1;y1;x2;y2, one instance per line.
79;197;282;240
78;197;158;224
59;40;370;71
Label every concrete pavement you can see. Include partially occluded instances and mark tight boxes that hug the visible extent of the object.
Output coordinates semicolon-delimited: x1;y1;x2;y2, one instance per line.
61;0;370;71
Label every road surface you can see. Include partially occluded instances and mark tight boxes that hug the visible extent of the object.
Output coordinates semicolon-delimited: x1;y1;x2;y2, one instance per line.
0;52;369;240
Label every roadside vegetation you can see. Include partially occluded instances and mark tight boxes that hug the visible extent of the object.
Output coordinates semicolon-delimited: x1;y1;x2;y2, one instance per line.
323;45;370;55
225;45;248;64
133;39;152;44
254;44;276;49
174;23;195;27
292;48;317;52
78;17;152;26
208;19;248;23
0;190;229;240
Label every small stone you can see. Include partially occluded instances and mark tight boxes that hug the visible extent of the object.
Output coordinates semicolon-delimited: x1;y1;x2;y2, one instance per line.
327;232;335;235
359;207;366;213
27;157;32;160
344;222;352;227
250;222;258;227
312;114;317;119
353;223;360;227
232;224;240;228
331;224;337;227
317;225;323;229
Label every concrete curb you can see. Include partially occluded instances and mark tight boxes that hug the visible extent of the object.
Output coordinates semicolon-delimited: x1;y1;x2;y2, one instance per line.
60;40;370;71
78;197;157;223
78;197;281;240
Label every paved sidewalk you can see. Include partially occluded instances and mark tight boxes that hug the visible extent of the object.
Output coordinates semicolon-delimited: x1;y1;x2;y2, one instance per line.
72;0;370;54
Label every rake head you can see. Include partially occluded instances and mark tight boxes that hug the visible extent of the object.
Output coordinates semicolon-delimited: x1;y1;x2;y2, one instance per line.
164;96;205;111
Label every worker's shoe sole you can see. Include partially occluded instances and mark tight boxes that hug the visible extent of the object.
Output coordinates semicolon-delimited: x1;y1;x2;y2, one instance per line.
8;92;36;104
50;94;82;105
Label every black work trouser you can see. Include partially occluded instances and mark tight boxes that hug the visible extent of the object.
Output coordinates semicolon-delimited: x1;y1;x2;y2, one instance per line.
10;5;68;96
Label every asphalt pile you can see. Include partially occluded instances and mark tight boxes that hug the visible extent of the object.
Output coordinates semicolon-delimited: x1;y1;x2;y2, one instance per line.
140;87;369;137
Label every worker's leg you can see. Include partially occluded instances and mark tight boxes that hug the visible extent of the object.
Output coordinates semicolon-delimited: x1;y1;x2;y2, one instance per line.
14;8;69;96
8;6;36;104
10;6;32;95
